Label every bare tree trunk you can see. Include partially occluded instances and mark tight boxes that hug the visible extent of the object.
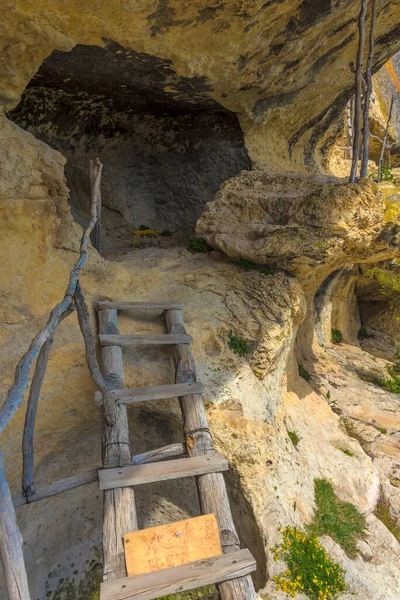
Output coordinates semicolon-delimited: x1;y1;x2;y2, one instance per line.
361;0;377;178
350;0;368;183
0;451;31;600
379;95;395;181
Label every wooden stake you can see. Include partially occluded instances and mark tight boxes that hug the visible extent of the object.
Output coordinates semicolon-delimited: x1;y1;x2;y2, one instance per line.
360;0;377;178
350;0;368;183
378;94;395;181
165;309;257;600
98;309;138;582
0;451;31;600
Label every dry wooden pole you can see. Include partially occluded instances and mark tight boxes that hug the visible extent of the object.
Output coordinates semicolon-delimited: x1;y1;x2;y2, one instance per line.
0;158;103;434
0;451;31;600
22;307;74;500
74;283;115;427
345;98;354;159
350;0;368;183
98;308;138;582
361;0;377;178
165;309;257;600
378;94;395;181
89;158;102;252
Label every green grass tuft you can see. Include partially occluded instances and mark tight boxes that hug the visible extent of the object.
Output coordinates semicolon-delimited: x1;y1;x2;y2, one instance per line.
187;237;213;253
337;447;354;457
228;332;253;357
288;431;300;448
298;363;311;382
331;329;344;344
308;479;366;558
374;496;400;543
272;526;347;600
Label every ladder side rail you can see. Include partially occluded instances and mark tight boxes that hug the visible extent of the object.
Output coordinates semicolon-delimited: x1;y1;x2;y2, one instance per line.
98;309;139;582
164;309;257;600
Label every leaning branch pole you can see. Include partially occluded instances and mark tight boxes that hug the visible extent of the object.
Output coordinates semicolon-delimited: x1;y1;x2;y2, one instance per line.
21;307;74;500
360;0;377;178
0;159;103;434
0;451;31;600
378;94;395;181
350;0;368;183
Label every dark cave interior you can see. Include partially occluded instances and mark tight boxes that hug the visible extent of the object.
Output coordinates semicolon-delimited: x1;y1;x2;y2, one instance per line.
8;39;251;241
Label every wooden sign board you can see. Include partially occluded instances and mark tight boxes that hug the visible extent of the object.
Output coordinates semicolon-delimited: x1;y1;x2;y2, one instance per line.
123;514;222;577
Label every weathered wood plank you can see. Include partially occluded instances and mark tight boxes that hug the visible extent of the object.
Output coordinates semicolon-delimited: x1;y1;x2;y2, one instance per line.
165;309;258;600
99;334;192;346
132;443;186;465
99;309;138;582
13;469;98;508
98;302;184;311
95;382;205;405
0;450;31;600
99;454;228;491
100;549;256;600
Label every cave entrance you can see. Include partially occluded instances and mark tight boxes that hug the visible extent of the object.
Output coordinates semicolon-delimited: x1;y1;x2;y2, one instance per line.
8;40;250;254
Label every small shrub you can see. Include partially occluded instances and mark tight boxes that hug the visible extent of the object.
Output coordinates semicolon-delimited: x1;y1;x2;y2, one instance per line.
138;224;151;230
228;332;253;357
298;363;311;382
308;479;366;557
331;329;344;345
374;496;400;543
377;426;388;434
373;372;400;394
272;526;347;600
160;229;173;237
358;328;371;340
187;237;213;253
337;447;354;457
233;258;276;274
380;165;396;183
288;431;300;448
365;265;400;305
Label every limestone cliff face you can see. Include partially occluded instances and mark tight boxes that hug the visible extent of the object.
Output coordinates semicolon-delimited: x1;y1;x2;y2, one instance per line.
1;0;400;171
1;3;400;600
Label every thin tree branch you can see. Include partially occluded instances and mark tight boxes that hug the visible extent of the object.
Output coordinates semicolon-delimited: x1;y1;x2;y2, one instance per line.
350;0;368;183
379;94;395;181
0;158;103;434
21;306;75;500
361;0;377;178
73;282;115;427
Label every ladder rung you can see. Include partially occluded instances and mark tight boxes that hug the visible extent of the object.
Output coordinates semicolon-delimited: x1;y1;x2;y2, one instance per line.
98;454;228;490
100;548;256;600
98;302;184;311
94;382;205;405
99;334;192;346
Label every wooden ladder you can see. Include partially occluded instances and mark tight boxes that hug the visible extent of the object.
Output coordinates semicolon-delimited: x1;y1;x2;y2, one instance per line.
96;301;257;600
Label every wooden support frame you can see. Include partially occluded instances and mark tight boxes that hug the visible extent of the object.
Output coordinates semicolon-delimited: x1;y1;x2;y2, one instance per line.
99;309;138;582
98;454;229;490
164;309;257;600
100;549;256;600
94;382;205;405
